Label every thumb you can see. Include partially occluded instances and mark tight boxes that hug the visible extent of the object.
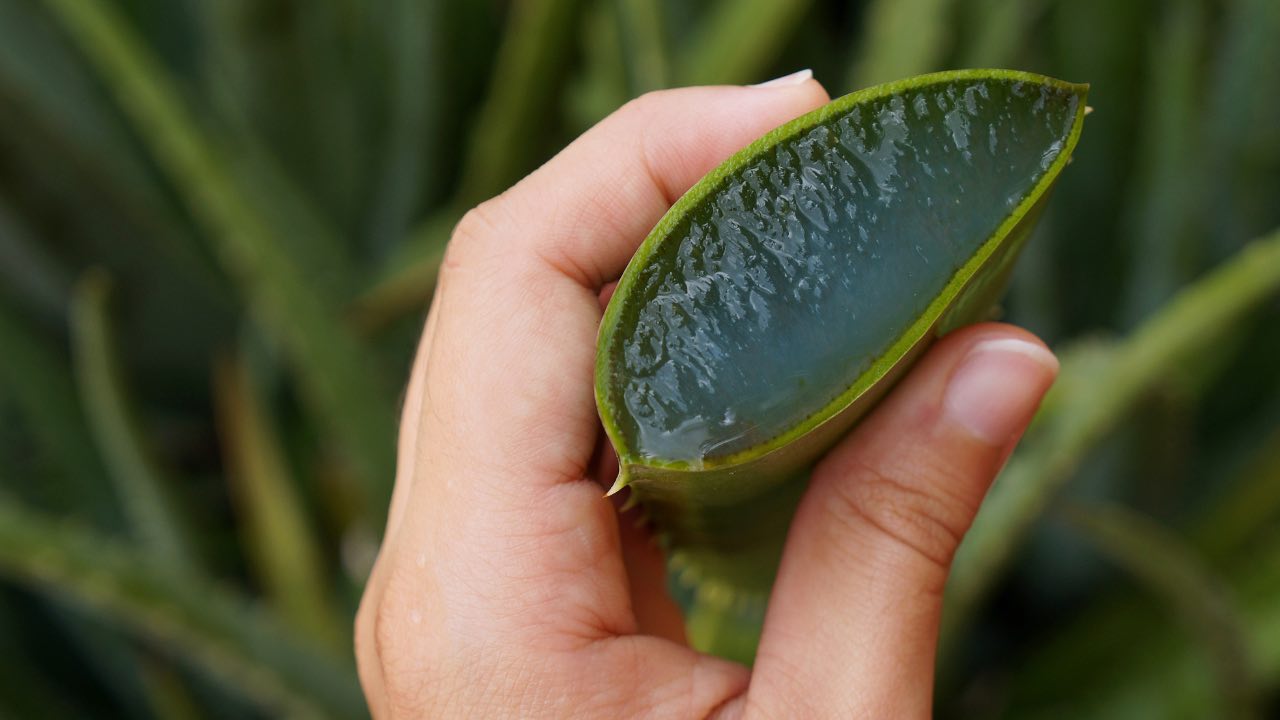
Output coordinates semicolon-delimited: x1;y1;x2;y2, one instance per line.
744;323;1058;719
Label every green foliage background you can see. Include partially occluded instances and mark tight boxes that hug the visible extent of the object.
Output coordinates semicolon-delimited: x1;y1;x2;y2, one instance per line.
0;0;1277;717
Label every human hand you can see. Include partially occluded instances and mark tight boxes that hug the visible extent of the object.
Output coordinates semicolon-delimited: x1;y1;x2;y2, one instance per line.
355;71;1059;718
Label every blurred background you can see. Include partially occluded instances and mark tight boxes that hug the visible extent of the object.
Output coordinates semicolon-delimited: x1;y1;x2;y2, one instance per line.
1;0;1278;717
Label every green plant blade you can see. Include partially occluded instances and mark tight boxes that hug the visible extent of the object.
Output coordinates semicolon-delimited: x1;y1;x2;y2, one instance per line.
676;0;814;86
40;0;399;521
213;347;344;651
848;0;956;90
0;493;364;719
70;270;196;570
944;225;1280;650
453;0;587;209
596;69;1087;661
0;300;116;523
1065;504;1260;717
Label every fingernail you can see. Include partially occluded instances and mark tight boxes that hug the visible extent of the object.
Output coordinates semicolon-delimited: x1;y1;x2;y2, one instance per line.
942;337;1059;446
750;68;813;88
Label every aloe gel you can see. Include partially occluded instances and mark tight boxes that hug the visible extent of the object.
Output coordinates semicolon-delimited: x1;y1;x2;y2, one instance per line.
596;70;1088;662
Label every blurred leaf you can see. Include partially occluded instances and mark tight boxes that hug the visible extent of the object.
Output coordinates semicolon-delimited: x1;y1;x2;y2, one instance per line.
1066;503;1260;719
1044;0;1156;335
957;0;1050;68
70;270;197;569
677;0;813;86
616;0;670;93
373;0;587;329
351;211;454;334
365;0;441;255
1010;521;1280;718
1121;0;1206;324
848;0;955;90
41;0;399;520
0;195;69;323
1194;423;1280;559
564;0;632;131
198;0;371;233
0;0;226;302
198;2;366;297
0;494;364;718
945;225;1280;646
214;348;344;651
137;656;204;720
454;0;588;209
1201;0;1280;251
0;295;116;525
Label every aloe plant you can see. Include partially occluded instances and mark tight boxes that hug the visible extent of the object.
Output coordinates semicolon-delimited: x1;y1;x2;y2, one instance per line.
596;69;1087;661
3;1;1280;715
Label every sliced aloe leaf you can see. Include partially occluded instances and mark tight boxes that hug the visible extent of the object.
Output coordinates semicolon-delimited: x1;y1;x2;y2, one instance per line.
596;69;1087;662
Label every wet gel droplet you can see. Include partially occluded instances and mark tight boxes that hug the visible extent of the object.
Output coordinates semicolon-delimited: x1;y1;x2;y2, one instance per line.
611;78;1080;463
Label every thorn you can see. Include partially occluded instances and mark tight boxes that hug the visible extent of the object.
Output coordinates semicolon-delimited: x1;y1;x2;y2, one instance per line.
1084;105;1094;116
605;472;628;497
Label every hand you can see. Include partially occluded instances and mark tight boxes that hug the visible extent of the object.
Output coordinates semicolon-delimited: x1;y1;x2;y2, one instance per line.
355;73;1059;719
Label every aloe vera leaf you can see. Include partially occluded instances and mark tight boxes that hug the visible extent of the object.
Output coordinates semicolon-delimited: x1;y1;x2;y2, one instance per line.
1046;0;1153;331
676;0;813;86
1120;0;1206;325
1193;423;1280;558
0;494;363;718
197;1;369;287
70;271;197;570
1006;520;1280;719
848;0;956;90
0;296;116;524
957;0;1049;68
1202;0;1280;250
597;70;1088;661
366;0;585;322
213;348;345;651
454;0;587;209
615;0;669;94
0;0;226;302
365;0;440;253
350;211;454;334
0;195;70;326
563;1;632;133
40;0;398;518
945;225;1280;647
199;0;367;228
136;656;205;720
1065;504;1261;718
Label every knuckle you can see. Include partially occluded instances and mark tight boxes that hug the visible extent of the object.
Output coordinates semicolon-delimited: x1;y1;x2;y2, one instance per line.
368;563;450;715
620;89;668;118
819;459;972;577
443;198;511;273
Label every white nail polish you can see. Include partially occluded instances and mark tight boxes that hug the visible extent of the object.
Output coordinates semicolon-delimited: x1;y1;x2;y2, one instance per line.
750;68;813;88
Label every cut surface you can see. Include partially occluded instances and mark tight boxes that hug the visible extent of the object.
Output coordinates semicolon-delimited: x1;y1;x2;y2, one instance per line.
600;71;1084;467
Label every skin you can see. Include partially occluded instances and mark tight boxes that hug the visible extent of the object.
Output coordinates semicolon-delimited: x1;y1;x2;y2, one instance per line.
355;74;1060;718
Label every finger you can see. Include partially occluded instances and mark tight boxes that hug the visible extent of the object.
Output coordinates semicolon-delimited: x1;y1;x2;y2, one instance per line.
747;324;1059;718
389;79;832;644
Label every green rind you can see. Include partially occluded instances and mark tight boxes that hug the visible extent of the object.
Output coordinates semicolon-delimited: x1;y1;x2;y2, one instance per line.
596;69;1089;479
595;69;1087;662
